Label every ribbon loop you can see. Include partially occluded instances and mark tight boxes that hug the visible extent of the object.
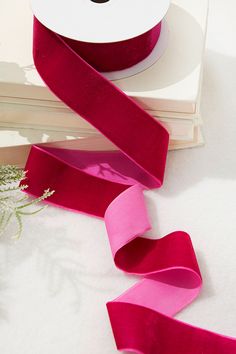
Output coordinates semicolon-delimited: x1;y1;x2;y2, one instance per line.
21;14;236;354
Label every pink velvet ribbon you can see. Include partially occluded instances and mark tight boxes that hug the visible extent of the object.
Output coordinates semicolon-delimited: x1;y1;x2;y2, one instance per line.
23;17;236;353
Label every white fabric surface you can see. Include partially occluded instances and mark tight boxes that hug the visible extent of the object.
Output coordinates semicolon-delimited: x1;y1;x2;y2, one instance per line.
0;0;236;353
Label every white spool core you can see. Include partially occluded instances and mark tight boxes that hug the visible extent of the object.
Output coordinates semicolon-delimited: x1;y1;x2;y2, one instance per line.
31;0;170;43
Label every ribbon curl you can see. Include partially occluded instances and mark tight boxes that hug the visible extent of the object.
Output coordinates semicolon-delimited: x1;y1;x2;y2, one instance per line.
23;17;236;354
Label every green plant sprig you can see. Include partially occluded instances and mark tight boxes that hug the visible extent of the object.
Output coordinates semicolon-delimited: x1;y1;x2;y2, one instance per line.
0;165;54;239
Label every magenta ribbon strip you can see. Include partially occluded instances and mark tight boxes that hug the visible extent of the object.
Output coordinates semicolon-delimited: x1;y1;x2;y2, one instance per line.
23;17;236;353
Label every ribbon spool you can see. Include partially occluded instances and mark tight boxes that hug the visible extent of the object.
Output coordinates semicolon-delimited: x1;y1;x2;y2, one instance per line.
24;0;236;353
31;0;170;79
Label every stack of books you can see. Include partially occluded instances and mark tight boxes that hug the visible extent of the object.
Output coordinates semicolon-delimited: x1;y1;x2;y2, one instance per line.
0;0;208;166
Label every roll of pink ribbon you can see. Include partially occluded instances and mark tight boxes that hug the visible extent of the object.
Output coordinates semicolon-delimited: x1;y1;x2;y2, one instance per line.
23;3;236;353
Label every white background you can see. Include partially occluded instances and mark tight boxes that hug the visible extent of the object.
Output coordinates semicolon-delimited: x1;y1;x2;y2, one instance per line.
0;0;236;353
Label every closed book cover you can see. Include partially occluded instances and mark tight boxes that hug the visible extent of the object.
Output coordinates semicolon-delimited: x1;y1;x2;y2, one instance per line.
0;101;197;141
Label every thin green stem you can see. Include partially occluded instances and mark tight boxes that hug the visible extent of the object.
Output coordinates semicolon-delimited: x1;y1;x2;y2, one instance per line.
0;165;54;238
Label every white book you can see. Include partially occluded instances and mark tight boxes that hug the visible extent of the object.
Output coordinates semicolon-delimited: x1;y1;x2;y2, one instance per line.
0;101;197;141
